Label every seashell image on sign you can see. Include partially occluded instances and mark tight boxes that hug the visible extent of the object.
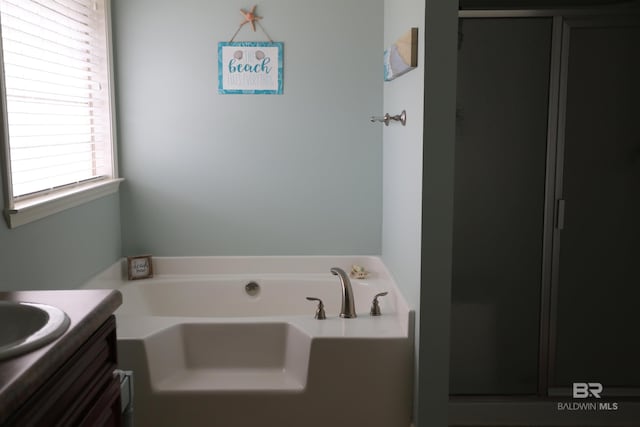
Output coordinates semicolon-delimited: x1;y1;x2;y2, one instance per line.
218;42;283;94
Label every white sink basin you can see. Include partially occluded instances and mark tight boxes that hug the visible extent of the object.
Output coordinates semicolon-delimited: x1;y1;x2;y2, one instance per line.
0;301;70;361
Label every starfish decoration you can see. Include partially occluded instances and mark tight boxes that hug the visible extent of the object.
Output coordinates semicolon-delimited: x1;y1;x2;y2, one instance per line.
240;5;262;32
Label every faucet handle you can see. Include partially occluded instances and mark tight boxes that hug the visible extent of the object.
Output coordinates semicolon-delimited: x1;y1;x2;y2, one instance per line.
370;292;389;316
306;297;326;320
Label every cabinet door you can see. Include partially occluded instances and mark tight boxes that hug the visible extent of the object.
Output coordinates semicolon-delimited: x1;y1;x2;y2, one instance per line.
6;316;121;426
551;17;640;390
451;17;552;395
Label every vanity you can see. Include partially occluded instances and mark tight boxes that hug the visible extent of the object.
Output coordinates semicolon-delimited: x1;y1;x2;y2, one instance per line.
0;289;122;426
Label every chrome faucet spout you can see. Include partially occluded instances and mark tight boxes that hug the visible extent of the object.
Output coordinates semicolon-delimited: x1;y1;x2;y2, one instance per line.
330;267;356;318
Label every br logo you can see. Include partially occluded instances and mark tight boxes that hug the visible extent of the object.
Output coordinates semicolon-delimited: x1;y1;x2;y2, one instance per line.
573;382;603;399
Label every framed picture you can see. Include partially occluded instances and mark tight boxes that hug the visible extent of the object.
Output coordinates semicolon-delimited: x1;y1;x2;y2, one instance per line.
384;28;418;81
218;41;283;94
127;255;153;280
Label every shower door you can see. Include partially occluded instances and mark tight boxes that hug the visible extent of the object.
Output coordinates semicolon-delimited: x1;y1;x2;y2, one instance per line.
548;16;640;396
451;12;640;397
450;17;553;395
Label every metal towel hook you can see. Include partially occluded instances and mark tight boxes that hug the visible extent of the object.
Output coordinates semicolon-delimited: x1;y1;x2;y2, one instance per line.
370;110;406;126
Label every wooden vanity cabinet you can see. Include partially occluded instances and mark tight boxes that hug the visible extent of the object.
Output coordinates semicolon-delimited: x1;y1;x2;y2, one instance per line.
6;316;121;427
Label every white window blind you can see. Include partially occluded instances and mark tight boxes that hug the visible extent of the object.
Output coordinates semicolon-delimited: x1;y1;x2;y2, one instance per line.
0;0;114;200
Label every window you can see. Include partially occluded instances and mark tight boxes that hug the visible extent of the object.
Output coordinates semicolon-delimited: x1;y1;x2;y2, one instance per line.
0;0;121;228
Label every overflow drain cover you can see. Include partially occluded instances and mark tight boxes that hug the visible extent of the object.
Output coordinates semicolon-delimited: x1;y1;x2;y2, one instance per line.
245;281;260;296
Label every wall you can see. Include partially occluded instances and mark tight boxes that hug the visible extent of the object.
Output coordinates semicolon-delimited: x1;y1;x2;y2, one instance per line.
382;0;424;317
0;187;122;290
381;0;425;424
382;0;458;425
112;0;384;256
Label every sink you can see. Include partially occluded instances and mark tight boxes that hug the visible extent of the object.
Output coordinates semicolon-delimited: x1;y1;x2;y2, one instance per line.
0;301;70;361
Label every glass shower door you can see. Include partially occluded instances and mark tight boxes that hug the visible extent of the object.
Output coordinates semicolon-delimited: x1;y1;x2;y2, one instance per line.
450;17;553;395
550;17;640;393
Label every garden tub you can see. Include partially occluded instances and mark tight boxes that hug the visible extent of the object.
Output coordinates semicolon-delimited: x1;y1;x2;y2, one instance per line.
84;256;414;427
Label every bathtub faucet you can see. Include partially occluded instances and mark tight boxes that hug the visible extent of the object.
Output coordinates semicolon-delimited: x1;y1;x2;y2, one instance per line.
330;267;356;318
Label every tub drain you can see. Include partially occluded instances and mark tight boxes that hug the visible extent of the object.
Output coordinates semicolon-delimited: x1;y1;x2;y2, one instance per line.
245;281;260;297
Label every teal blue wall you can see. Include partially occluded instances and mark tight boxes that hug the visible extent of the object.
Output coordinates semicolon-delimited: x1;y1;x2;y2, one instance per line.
112;0;384;256
382;1;457;425
382;0;424;316
382;0;425;422
382;0;426;423
0;190;122;291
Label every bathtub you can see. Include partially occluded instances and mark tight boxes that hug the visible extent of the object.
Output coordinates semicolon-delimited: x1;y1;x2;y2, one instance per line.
84;256;414;427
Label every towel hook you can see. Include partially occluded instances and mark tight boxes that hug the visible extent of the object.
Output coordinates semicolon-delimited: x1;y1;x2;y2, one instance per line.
370;110;406;126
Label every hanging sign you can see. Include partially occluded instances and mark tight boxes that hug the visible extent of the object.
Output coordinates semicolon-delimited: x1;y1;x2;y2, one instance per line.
218;41;283;94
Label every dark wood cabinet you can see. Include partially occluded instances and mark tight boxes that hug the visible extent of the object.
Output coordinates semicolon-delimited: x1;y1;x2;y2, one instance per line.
6;316;121;427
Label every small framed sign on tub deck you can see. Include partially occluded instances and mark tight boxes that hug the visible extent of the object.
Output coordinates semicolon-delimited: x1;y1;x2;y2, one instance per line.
218;41;283;94
127;255;153;280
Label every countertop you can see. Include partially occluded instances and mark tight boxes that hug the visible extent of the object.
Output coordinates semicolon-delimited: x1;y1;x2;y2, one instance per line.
0;289;122;424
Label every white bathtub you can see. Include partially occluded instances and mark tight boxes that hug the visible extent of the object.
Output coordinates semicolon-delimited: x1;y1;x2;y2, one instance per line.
85;256;414;427
117;275;392;318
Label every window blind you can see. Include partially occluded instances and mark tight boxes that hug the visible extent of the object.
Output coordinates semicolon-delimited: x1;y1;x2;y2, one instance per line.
0;0;113;200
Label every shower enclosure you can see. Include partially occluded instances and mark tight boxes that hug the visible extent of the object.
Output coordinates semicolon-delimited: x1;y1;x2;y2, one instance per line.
449;0;640;411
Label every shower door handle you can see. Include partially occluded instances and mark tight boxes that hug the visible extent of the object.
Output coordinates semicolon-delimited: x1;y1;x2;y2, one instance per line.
556;199;565;230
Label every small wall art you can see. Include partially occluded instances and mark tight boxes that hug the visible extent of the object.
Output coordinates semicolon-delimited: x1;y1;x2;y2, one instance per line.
218;41;283;94
384;28;418;82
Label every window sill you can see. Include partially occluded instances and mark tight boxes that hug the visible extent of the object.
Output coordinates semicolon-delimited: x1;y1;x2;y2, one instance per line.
4;178;124;229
